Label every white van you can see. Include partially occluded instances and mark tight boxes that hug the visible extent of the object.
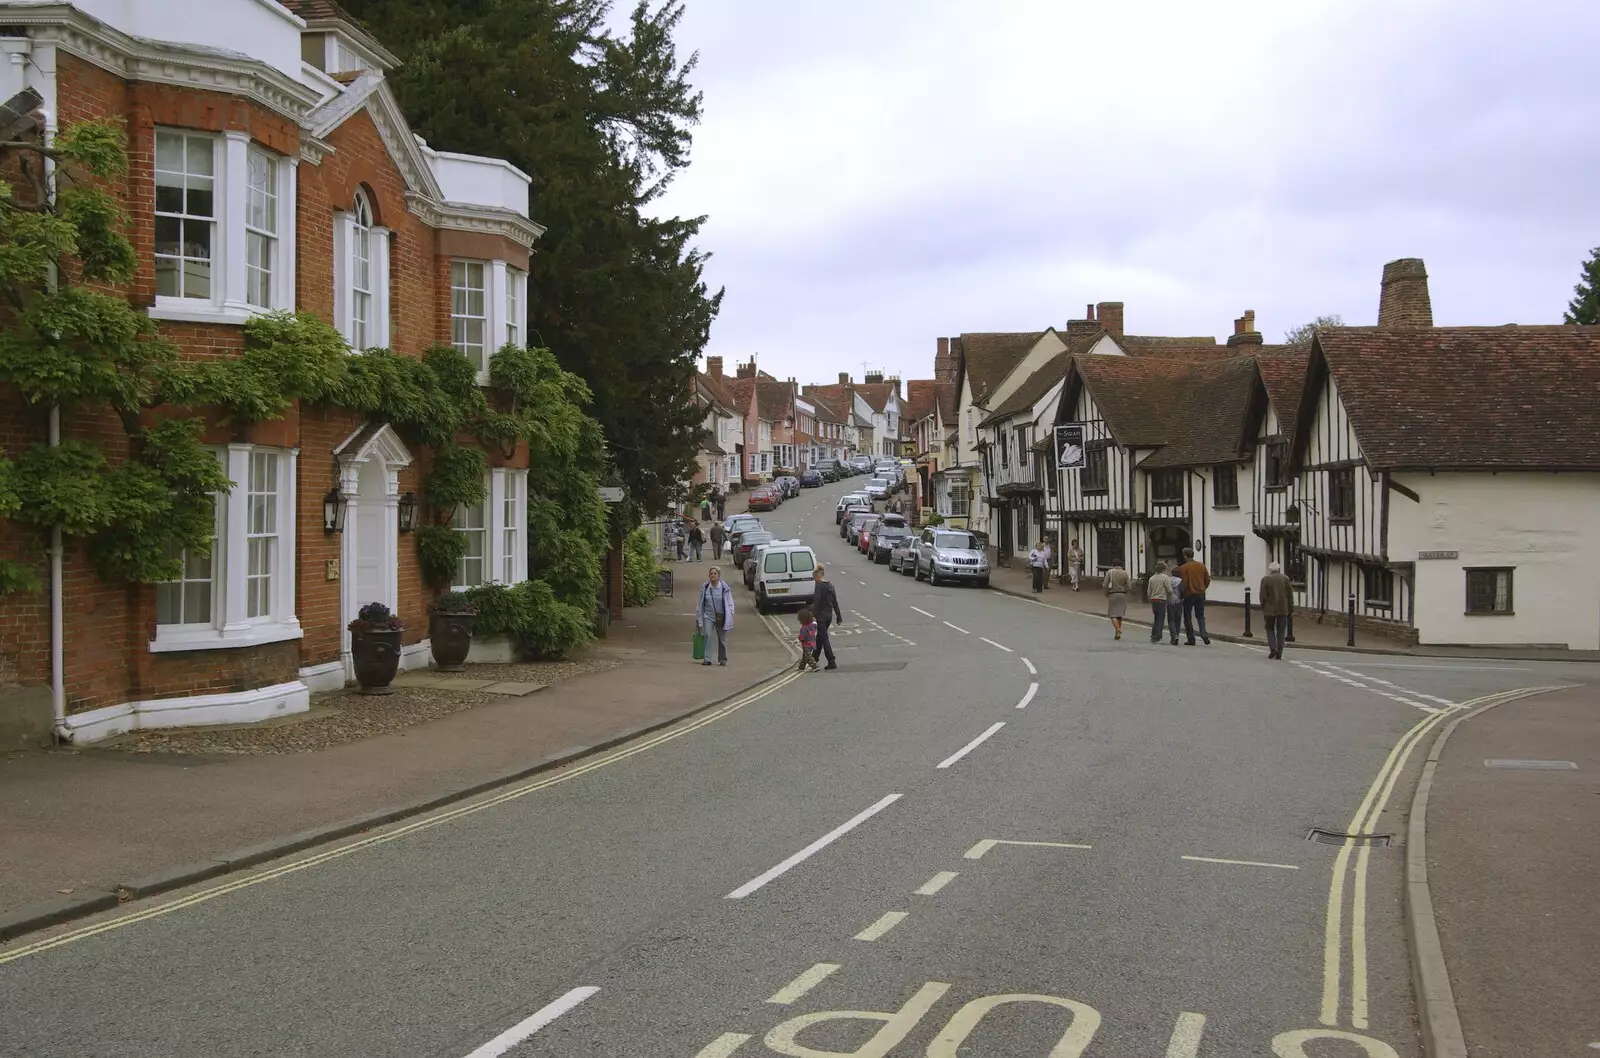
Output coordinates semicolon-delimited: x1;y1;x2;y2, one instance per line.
754;542;818;614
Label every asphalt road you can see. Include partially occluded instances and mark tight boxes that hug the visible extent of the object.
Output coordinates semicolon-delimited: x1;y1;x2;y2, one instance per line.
3;478;1595;1058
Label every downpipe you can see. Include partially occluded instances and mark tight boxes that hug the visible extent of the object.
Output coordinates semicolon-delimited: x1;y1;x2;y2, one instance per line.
37;103;69;742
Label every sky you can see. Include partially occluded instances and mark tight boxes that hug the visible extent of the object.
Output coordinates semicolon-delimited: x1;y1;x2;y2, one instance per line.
635;0;1600;386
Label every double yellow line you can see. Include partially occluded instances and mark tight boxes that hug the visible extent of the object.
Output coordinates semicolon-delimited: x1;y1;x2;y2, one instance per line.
1317;686;1554;1029
0;667;802;967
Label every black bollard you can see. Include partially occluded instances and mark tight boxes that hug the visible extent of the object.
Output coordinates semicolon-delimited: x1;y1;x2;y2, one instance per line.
1287;608;1296;643
1243;587;1253;637
1347;591;1356;647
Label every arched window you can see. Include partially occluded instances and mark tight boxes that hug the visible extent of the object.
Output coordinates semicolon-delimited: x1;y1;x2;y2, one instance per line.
350;190;373;348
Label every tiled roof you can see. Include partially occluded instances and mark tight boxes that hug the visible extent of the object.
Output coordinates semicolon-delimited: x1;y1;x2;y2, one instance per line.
754;379;793;422
957;332;1047;404
903;380;938;423
1115;335;1232;359
854;383;897;413
802;383;852;416
1310;326;1600;469
279;0;355;19
808;393;847;423
700;371;742;413
980;334;1101;426
935;382;957;425
1253;343;1310;439
1072;355;1260;468
722;376;756;414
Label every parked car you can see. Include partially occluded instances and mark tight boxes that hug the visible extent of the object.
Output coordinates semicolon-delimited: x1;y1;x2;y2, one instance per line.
849;455;873;472
813;459;838;477
889;539;918;574
754;543;818;614
747;487;780;512
799;470;823;488
773;475;800;498
870;523;914;564
724;513;762;545
915;527;990;587
864;477;893;500
856;515;885;553
843;510;879;544
733;529;774;569
836;494;871;523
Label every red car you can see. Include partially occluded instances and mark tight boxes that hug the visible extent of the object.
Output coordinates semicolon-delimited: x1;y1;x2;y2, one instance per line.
747;487;780;512
856;516;881;553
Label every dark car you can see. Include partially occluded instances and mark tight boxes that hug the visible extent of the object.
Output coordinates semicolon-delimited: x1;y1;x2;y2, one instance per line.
842;510;877;542
733;530;774;569
799;470;823;488
870;524;913;564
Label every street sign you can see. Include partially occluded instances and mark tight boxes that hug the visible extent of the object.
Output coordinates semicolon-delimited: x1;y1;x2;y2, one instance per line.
1416;550;1458;560
598;486;625;503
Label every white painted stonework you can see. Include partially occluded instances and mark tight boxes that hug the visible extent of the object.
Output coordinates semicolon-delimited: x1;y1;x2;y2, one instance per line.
69;0;306;81
61;680;311;744
1388;472;1600;648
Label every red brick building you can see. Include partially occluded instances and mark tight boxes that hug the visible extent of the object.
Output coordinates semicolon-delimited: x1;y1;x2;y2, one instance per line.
0;0;543;743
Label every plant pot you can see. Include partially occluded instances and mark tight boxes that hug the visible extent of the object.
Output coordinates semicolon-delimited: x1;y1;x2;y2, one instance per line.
350;628;404;693
428;611;475;671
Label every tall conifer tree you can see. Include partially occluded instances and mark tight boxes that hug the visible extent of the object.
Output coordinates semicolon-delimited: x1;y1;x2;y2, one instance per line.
1564;245;1600;325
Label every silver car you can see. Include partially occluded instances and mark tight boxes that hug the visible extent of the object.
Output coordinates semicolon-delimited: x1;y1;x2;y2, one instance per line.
915;527;990;587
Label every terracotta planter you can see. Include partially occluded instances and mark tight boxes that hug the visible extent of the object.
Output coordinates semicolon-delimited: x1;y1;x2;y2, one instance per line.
350;628;403;694
428;612;475;671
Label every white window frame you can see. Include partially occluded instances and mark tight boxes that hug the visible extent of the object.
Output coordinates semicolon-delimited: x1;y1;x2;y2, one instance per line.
451;259;523;384
150;445;302;652
451;259;490;376
333;190;390;350
504;265;525;348
453;469;528;589
452;492;488;591
243;147;278;310
150;129;297;326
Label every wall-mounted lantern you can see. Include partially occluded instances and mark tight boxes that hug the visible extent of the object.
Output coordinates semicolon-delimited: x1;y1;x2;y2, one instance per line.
323;485;348;534
397;491;418;533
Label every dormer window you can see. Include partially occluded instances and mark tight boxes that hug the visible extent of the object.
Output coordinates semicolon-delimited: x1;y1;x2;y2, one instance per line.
333;189;390;350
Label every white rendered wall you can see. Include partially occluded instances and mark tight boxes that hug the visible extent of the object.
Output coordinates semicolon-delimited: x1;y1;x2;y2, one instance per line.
420;143;532;216
71;0;305;80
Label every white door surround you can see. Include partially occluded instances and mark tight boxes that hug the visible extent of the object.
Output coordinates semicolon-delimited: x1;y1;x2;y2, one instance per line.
335;422;413;677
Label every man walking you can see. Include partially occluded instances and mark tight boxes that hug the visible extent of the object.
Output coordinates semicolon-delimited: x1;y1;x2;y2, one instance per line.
1176;547;1211;645
1260;560;1293;659
715;489;726;521
709;520;727;560
812;565;843;670
687;522;704;561
1146;561;1175;643
1027;542;1048;593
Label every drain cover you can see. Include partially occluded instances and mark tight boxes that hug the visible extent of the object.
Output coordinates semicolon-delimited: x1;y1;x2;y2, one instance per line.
1306;828;1393;847
1484;759;1578;770
830;661;909;673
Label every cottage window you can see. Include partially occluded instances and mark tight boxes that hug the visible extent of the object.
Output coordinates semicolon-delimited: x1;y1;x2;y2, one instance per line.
948;481;970;517
154;131;216;300
1265;441;1288;488
1286;539;1307;586
151;447;300;652
454;497;487;589
1363;565;1393;607
1330;467;1356;522
1213;464;1238;507
333;190;390;349
451;261;489;370
1465;568;1513;615
1015;426;1030;468
1082;442;1109;493
1209;535;1244;579
1151;469;1185;504
1095;526;1125;569
505;266;525;346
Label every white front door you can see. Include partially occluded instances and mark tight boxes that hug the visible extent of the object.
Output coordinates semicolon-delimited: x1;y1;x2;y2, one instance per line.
342;458;398;668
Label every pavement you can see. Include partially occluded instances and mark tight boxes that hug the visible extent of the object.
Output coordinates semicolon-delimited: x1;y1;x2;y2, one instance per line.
1423;683;1599;1057
1;476;1595;1057
984;560;1600;662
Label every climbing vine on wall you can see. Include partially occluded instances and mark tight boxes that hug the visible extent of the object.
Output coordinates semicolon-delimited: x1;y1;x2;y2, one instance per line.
0;117;614;655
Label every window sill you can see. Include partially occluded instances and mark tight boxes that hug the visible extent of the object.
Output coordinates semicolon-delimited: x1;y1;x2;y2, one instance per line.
1265;484;1289;492
1213;504;1240;510
1330;517;1356;526
149;619;304;654
1464;610;1515;617
148;299;281;327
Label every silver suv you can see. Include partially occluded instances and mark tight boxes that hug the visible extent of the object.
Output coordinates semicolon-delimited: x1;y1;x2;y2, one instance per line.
915;527;989;587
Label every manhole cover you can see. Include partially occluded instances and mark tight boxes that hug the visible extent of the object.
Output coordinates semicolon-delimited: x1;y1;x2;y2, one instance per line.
1306;828;1392;847
1484;759;1577;769
830;661;909;673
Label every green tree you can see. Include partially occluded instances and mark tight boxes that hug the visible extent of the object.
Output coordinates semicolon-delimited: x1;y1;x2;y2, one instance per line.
1563;245;1600;325
338;0;721;514
1282;315;1344;344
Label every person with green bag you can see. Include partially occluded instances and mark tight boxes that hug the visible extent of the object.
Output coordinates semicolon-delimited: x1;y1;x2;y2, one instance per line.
696;566;735;666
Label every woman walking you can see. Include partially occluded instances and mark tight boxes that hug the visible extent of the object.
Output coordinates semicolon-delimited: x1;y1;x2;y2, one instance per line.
697;567;735;666
1067;539;1084;591
1104;560;1131;640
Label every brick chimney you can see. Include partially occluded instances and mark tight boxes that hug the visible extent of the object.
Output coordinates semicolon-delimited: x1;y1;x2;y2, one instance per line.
934;337;959;385
885;375;901;399
1226;309;1263;348
736;356;757;380
1095;302;1124;338
864;371;884;385
1378;258;1432;328
838;371;850;385
706;355;723;377
1066;302;1099;339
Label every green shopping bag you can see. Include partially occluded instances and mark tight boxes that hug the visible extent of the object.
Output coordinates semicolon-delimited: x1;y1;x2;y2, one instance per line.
692;626;707;660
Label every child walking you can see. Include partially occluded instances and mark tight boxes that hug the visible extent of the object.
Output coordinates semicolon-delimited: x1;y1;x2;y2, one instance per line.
796;607;820;672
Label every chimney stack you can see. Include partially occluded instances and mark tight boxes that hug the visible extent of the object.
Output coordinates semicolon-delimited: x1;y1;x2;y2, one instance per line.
865;371;885;385
1095;302;1124;338
706;355;723;377
1378;258;1432;328
1066;303;1100;338
1226;309;1263;348
934;337;959;385
839;371;850;385
885;375;901;399
736;356;757;379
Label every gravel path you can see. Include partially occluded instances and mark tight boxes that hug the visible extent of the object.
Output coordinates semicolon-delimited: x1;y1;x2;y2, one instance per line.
107;655;624;756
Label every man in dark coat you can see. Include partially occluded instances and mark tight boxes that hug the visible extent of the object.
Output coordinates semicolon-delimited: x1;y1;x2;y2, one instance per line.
811;564;844;670
1259;560;1294;659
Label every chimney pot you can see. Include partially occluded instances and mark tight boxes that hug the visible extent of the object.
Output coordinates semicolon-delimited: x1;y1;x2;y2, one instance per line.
706;355;723;377
1378;257;1433;328
1086;303;1095;321
1095;301;1124;338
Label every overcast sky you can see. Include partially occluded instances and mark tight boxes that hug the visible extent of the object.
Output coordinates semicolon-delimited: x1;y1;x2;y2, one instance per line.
640;0;1600;385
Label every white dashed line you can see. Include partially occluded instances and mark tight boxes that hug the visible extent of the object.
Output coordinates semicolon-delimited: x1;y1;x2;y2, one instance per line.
910;606;937;619
461;987;600;1058
853;911;908;942
1319;663;1457;706
882;592;891;598
914;871;959;896
1181;855;1300;871
1022;657;1036;675
726;794;903;899
936;722;1005;769
767;963;841;1005
979;637;1013;652
942;621;969;634
1015;682;1038;710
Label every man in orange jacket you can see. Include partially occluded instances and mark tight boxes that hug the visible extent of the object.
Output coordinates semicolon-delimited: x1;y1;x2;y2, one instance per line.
1175;547;1212;645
